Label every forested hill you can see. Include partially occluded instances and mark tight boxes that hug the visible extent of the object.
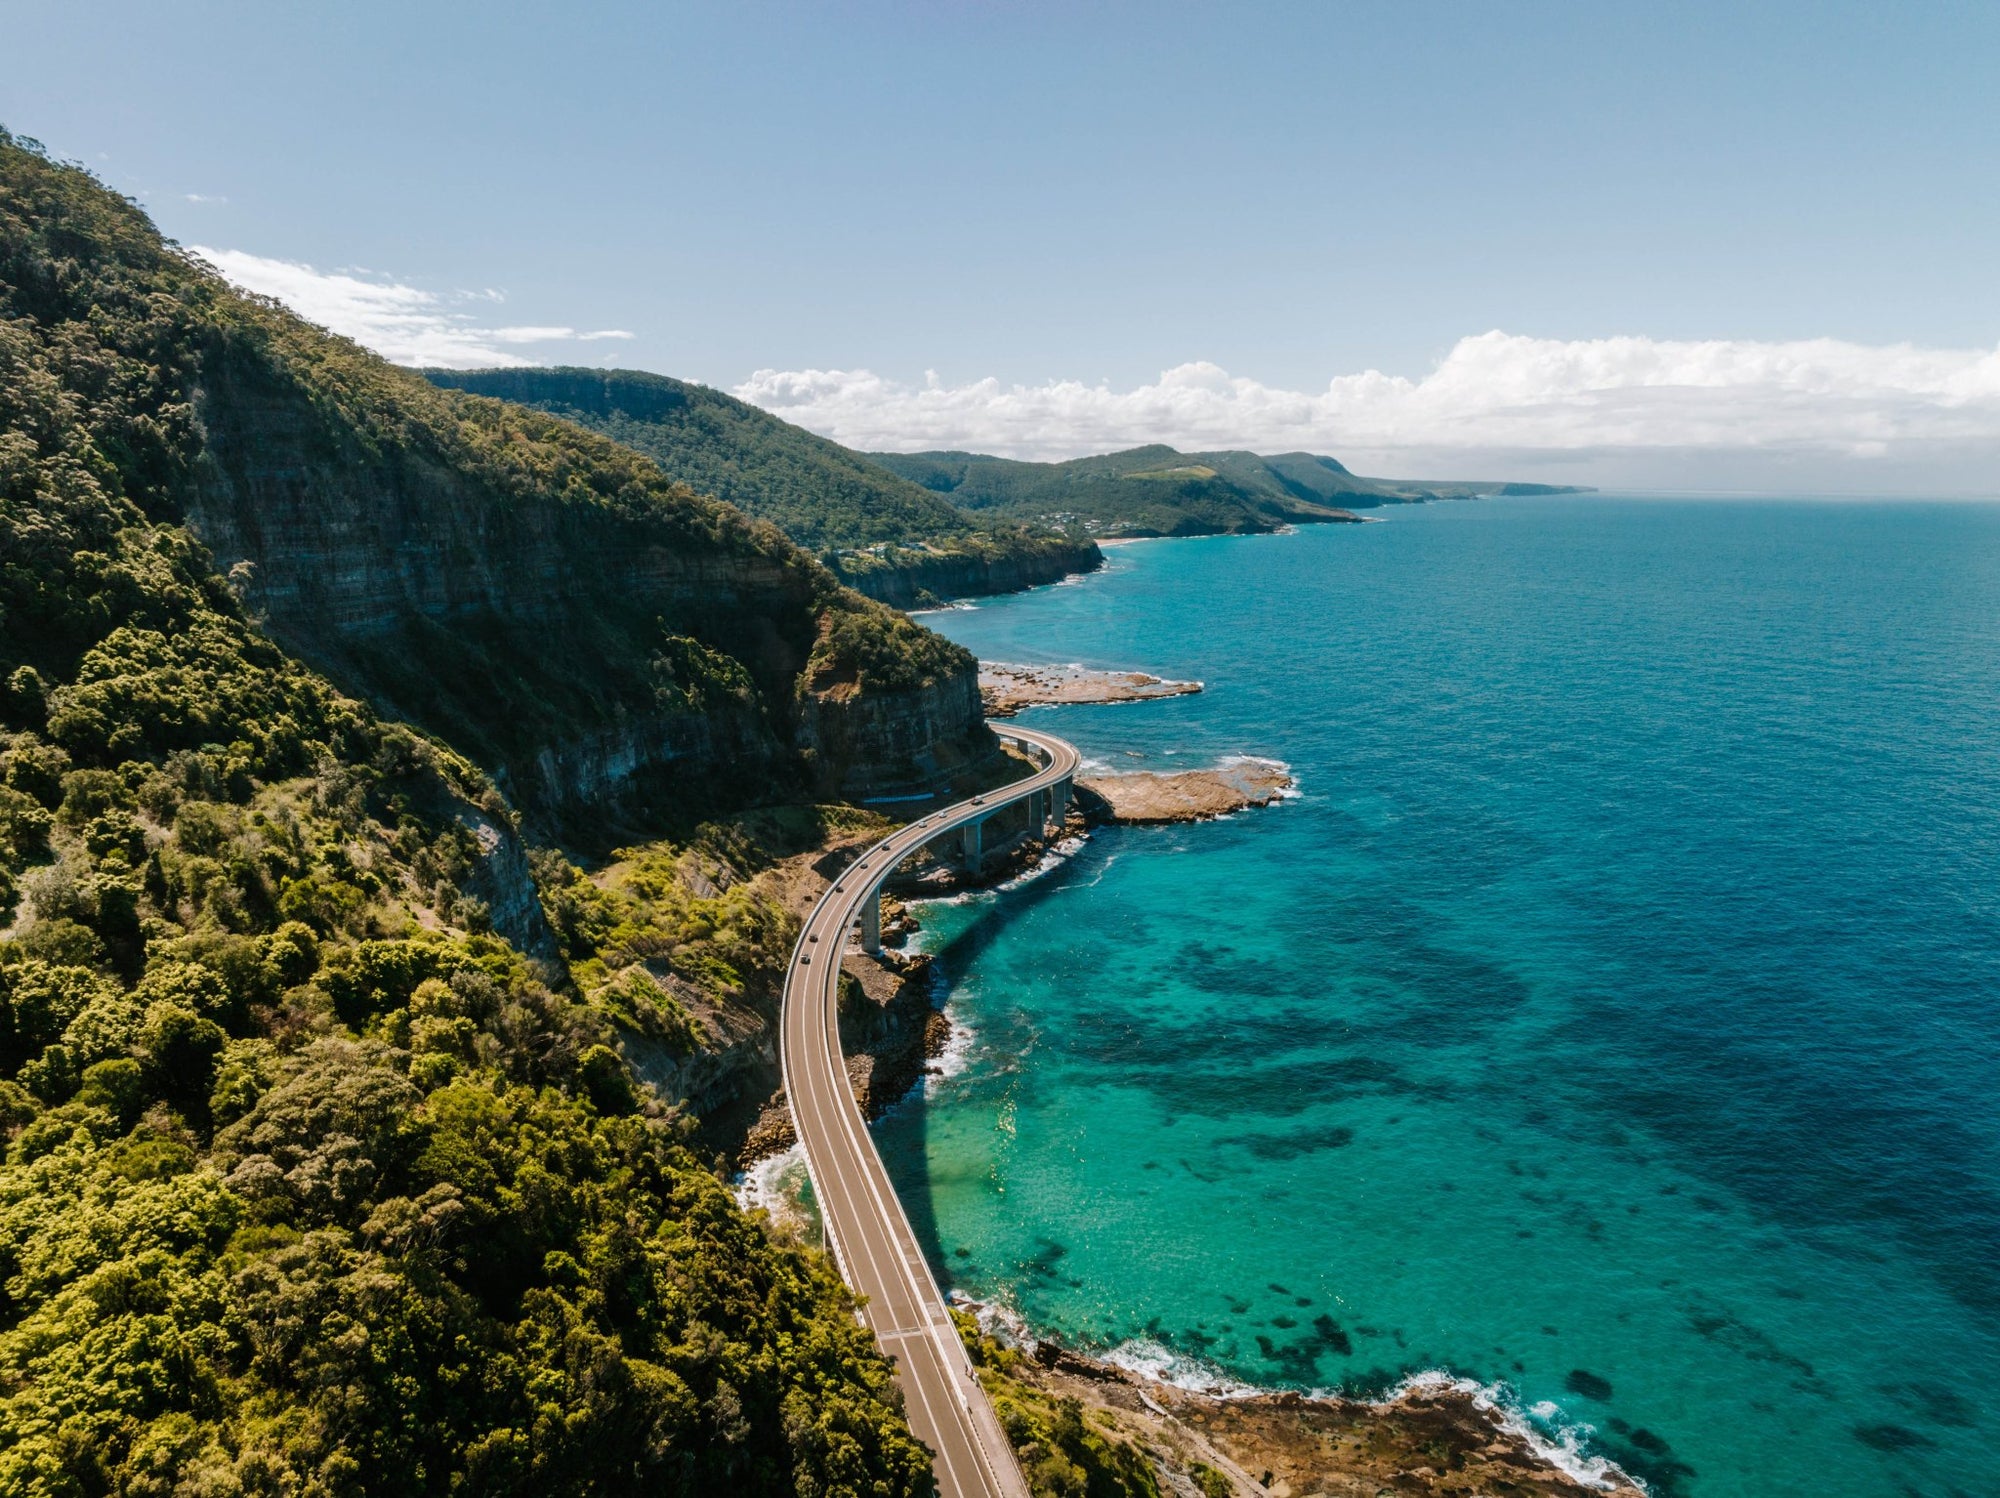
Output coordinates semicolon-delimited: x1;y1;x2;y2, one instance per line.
874;444;1589;538
425;367;1102;607
0;128;954;1495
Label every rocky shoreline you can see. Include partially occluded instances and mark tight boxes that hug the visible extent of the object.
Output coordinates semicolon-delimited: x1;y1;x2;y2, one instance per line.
965;1311;1646;1498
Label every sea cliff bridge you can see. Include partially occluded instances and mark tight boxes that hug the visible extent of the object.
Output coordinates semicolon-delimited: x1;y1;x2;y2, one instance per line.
782;723;1079;1498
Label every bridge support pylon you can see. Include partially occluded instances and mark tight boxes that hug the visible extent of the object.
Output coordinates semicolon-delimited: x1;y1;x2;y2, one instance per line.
859;886;882;955
963;817;983;875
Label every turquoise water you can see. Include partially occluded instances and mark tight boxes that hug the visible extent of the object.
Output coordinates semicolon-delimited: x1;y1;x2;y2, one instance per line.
873;498;2000;1498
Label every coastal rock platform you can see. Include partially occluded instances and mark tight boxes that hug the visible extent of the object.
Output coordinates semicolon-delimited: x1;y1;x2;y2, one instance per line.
981;660;1202;717
1078;759;1294;824
974;1323;1646;1498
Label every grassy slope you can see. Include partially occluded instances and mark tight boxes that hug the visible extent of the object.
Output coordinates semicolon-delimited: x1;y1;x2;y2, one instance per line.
424;367;1101;602
874;444;1587;537
0;129;938;1497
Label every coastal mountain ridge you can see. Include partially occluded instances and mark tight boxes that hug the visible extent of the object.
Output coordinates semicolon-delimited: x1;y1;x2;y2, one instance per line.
423;368;1584;601
872;444;1590;538
423;366;1103;610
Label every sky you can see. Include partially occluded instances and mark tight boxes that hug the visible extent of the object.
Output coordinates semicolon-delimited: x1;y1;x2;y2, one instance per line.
5;1;1999;491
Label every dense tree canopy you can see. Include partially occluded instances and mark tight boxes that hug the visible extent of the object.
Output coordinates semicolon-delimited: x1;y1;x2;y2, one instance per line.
423;367;1099;603
0;128;938;1497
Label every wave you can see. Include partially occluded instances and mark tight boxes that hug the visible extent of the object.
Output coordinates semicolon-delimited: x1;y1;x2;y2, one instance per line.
916;955;977;1090
1101;1346;1633;1490
1394;1372;1636;1492
925;1009;978;1088
732;1143;822;1244
1216;752;1304;800
997;832;1090;891
1100;1339;1266;1398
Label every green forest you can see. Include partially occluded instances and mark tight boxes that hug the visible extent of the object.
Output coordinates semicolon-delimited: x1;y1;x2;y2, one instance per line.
0;128;971;1496
424;368;1100;606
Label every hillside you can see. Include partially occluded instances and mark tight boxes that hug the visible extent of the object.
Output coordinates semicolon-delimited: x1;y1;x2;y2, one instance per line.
874;444;1588;538
0;129;958;1496
0;175;993;839
424;367;1102;607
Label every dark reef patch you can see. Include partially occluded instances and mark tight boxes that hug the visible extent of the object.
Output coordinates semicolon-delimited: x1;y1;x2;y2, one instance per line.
1852;1422;1935;1452
1219;1124;1355;1160
1881;1379;1978;1428
1564;1368;1614;1401
1176;939;1301;999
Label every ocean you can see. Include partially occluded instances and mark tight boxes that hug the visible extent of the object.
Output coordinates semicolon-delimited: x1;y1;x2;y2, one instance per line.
867;496;2000;1498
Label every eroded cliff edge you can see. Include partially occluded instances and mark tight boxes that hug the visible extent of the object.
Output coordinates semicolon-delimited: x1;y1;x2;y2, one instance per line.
181;333;993;842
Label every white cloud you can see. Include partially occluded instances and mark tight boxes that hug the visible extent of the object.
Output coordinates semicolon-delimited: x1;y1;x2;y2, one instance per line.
735;332;2000;487
189;247;635;367
481;325;633;344
183;193;228;205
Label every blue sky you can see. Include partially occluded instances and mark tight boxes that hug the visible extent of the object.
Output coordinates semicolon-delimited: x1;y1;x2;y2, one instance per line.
6;1;1998;489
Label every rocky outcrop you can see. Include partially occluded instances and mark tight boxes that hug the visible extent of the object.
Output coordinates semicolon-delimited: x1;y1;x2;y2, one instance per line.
621;982;780;1121
453;801;560;962
836;950;952;1118
1077;760;1294;824
799;669;992;800
981;661;1203;717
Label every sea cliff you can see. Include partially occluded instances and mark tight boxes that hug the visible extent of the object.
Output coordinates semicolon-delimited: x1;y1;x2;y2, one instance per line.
181;336;993;836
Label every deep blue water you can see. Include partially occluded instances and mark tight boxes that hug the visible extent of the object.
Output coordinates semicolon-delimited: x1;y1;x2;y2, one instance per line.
872;498;2000;1498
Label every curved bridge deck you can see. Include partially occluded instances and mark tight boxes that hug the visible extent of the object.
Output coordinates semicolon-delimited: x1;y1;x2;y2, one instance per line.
781;725;1078;1498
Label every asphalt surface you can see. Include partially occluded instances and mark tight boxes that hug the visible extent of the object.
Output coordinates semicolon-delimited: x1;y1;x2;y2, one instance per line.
781;725;1079;1498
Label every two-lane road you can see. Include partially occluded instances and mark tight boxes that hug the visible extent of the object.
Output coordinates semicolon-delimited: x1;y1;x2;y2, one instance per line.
782;725;1079;1498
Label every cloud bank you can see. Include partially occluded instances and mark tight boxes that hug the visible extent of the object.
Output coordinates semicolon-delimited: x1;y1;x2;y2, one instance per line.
737;333;2000;489
190;248;633;367
188;242;2000;489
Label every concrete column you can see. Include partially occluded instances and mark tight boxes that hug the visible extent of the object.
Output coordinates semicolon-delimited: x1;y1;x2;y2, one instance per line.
859;886;882;955
1053;778;1070;829
964;817;984;874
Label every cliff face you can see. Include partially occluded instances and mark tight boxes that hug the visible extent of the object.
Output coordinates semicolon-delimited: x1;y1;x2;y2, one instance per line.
798;661;988;799
189;357;811;635
175;323;991;839
832;537;1102;608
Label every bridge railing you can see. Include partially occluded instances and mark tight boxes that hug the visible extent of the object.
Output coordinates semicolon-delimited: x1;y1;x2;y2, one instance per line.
851;737;1073;952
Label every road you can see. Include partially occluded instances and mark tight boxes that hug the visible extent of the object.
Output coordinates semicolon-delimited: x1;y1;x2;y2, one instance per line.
781;724;1079;1498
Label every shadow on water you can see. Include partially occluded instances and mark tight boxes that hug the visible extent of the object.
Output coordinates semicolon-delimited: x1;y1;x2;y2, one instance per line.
875;840;1088;1290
